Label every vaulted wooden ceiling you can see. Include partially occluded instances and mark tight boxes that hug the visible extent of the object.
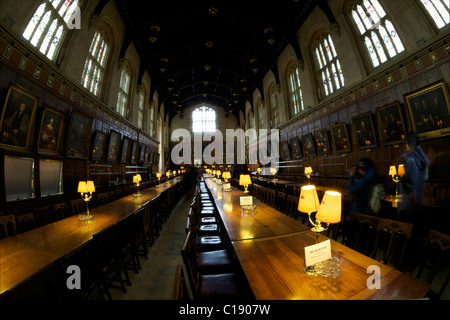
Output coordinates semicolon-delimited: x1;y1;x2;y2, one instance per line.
110;0;335;123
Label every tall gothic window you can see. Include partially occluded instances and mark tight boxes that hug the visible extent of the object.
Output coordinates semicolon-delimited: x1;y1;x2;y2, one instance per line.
149;103;155;136
287;63;304;116
192;106;216;133
419;0;450;29
258;100;265;130
117;63;131;118
313;34;345;97
269;84;280;128
351;0;405;68
23;0;80;60
137;88;145;129
81;28;110;96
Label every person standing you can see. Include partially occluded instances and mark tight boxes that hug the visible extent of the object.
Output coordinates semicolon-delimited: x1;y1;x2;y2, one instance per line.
348;157;377;213
398;132;430;222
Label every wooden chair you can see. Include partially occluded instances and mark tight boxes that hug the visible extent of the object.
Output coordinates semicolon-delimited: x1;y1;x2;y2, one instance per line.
286;194;300;220
35;206;56;227
70;199;85;216
181;231;245;300
266;188;276;208
343;211;379;256
371;218;414;269
53;202;70;220
172;264;190;300
96;193;109;206
16;212;37;233
415;229;450;300
275;190;287;214
0;215;17;238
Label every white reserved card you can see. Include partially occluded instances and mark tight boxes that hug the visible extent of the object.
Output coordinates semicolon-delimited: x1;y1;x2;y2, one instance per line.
223;183;231;190
240;196;253;206
304;240;331;267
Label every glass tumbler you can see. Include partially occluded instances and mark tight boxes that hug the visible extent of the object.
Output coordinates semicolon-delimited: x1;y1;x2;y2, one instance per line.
330;271;341;292
312;267;322;287
320;270;331;290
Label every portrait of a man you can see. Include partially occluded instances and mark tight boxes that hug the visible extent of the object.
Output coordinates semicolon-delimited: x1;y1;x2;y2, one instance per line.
38;107;64;154
377;102;406;146
0;84;37;150
331;123;351;153
352;112;378;150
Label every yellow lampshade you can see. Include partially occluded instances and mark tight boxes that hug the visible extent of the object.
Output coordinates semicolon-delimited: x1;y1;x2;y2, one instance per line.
239;174;252;186
270;167;277;175
166;171;170;177
178;170;180;174
298;185;320;213
222;172;231;179
304;166;313;174
77;181;87;193
173;170;176;175
389;166;397;176
86;180;95;192
257;167;261;173
133;174;142;183
213;170;216;175
398;164;405;176
156;172;162;178
316;191;342;224
217;170;222;177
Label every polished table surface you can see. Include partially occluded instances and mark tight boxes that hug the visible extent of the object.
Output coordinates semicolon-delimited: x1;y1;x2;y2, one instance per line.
0;177;182;295
204;176;430;300
205;178;309;241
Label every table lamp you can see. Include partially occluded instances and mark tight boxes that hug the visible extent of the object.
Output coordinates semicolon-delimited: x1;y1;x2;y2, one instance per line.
239;174;252;193
156;172;162;184
216;170;222;184
133;174;142;197
222;171;231;183
270;167;277;181
173;170;176;176
389;164;405;207
257;167;261;176
304;166;313;184
78;180;95;220
166;171;170;179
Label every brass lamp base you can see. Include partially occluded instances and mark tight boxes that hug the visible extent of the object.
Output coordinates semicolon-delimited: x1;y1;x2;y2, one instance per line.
304;265;315;275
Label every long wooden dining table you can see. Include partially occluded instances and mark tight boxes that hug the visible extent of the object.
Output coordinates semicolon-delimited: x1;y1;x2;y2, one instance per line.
204;176;430;300
0;177;182;295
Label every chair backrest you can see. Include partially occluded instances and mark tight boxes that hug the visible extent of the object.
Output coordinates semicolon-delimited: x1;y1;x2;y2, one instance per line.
371;218;414;269
344;212;379;256
266;188;276;208
415;229;450;299
0;215;17;238
96;193;109;206
35;206;56;227
16;212;37;233
53;202;70;220
70;199;85;216
275;191;287;213
180;231;199;298
286;194;299;219
172;264;190;300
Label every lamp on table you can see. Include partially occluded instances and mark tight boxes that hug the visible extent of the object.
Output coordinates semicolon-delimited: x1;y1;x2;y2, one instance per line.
78;180;95;221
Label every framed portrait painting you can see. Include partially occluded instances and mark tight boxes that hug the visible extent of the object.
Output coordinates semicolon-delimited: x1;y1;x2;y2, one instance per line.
130;140;138;164
91;131;107;161
106;130;121;162
37;106;65;155
404;80;450;140
376;102;406;146
289;136;302;159
330;122;351;153
120;136;131;163
352;112;378;150
281;141;291;160
314;129;331;156
0;84;38;151
66;111;92;159
302;133;316;157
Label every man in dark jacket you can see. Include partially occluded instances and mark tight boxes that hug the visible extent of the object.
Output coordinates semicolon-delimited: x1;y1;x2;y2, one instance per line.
398;132;430;221
348;157;377;213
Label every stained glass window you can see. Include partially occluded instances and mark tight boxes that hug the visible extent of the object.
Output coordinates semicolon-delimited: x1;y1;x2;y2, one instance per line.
270;84;280;128
137;89;145;129
81;29;110;96
351;0;404;68
420;0;450;29
192;107;216;133
117;64;131;118
23;0;80;60
288;64;304;115
313;34;344;97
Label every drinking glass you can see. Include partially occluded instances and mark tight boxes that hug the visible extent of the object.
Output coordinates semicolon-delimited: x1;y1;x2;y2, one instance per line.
312;267;322;287
330;271;341;292
320;270;331;290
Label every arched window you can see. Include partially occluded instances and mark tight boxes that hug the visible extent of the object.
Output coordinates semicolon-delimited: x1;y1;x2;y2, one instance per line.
137;88;145;129
258;100;265;130
269;84;280;128
117;62;131;118
313;34;345;97
287;63;304;116
81;28;110;96
148;102;155;136
23;0;80;60
419;0;449;29
192;106;216;133
350;0;405;68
